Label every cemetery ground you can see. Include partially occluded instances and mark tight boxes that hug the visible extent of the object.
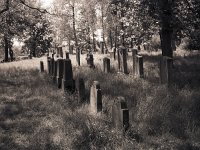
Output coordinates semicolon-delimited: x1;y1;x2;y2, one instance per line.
0;50;200;150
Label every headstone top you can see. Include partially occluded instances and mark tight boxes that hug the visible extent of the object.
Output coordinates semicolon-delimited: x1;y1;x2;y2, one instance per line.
93;81;100;89
114;97;128;109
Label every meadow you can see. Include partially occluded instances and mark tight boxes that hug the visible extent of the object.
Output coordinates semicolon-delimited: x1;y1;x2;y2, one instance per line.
0;49;200;149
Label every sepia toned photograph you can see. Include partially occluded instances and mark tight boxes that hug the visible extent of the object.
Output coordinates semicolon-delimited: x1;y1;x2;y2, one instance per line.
0;0;200;149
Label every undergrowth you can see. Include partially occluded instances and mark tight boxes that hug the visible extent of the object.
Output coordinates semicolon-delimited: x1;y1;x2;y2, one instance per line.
0;52;200;149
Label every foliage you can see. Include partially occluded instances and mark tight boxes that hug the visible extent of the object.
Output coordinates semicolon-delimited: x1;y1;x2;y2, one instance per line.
24;17;52;57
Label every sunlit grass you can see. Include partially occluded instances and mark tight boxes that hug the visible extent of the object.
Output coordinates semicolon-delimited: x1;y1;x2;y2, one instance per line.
0;51;200;149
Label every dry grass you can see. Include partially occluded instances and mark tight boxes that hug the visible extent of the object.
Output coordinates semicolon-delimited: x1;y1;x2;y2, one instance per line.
0;51;200;149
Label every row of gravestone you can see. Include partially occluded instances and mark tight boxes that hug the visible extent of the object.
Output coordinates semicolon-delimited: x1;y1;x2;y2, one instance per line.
51;44;173;86
53;45;172;85
109;46;173;85
39;54;129;133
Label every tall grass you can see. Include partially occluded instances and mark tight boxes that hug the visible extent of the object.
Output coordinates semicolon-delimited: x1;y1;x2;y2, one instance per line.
0;51;200;149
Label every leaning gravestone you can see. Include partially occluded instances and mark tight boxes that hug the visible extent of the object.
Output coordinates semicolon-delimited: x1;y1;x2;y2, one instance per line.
135;55;144;78
160;56;173;85
112;97;129;132
103;57;110;73
40;61;44;72
62;59;75;92
118;46;128;74
75;77;85;103
56;59;64;88
90;81;102;113
132;49;138;75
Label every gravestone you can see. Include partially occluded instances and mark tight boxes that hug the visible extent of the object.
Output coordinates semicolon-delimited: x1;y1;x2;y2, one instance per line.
65;52;69;59
56;47;60;57
132;49;138;75
47;57;51;74
62;59;75;92
50;58;54;76
160;56;173;85
52;60;57;84
86;53;95;68
58;47;63;58
135;55;144;78
56;59;64;88
103;57;110;73
112;97;129;132
75;77;85;103
118;46;128;74
40;61;44;72
90;81;102;113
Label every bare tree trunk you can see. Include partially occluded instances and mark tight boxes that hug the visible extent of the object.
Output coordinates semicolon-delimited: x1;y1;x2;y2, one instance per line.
72;4;80;66
159;0;173;58
109;30;113;49
101;2;108;54
114;26;118;60
4;35;9;62
92;31;96;51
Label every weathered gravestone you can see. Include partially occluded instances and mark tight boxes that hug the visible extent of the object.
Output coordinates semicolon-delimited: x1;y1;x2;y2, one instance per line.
62;59;75;92
112;97;129;132
56;59;64;88
90;81;102;113
135;55;144;78
50;58;54;76
47;56;51;74
52;60;57;84
103;57;110;73
132;49;138;75
160;56;173;85
86;53;95;68
118;46;128;74
40;61;44;72
58;47;63;58
75;77;85;103
65;52;69;59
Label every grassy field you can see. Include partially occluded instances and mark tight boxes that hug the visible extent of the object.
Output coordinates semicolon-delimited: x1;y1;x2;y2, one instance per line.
0;50;200;149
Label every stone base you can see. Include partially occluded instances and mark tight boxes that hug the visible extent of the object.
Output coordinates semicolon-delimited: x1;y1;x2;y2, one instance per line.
56;77;62;89
62;79;75;93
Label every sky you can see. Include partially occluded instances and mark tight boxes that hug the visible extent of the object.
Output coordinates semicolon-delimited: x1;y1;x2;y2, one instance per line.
40;0;54;8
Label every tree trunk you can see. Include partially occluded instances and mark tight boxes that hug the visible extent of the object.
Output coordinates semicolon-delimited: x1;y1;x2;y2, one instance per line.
72;4;80;66
109;30;113;49
92;31;96;51
159;0;173;58
114;26;118;60
4;35;9;62
101;2;108;54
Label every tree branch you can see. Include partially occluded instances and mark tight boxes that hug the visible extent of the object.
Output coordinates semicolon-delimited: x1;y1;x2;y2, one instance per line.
19;0;56;15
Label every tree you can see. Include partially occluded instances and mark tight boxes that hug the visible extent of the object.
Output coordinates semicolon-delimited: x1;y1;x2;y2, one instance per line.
0;0;52;61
